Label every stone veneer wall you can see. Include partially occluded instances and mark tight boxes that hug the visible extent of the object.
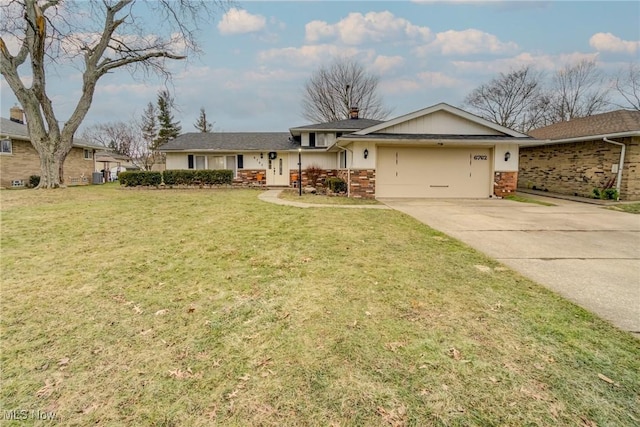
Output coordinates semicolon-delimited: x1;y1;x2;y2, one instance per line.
518;137;639;200
233;169;267;186
289;169;339;188
494;171;518;197
338;169;376;199
0;139;93;188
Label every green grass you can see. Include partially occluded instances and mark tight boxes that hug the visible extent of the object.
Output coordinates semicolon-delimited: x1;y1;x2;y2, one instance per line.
279;189;381;205
505;194;555;206
606;202;640;214
1;185;639;426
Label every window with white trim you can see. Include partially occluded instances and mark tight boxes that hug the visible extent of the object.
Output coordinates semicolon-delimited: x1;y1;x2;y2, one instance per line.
339;150;347;169
207;155;225;170
1;139;12;154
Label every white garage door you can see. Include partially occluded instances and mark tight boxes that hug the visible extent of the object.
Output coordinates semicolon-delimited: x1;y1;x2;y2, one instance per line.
377;147;492;198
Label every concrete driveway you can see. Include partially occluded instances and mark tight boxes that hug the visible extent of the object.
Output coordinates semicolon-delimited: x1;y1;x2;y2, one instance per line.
381;196;640;336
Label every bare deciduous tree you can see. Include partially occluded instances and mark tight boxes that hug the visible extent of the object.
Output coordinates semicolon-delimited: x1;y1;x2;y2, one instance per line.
612;62;640;110
547;59;611;122
80;121;152;170
0;0;225;188
463;66;549;133
301;57;391;123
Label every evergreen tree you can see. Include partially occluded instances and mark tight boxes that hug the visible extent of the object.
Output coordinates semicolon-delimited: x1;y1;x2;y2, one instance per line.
194;107;214;132
154;90;181;148
141;102;158;149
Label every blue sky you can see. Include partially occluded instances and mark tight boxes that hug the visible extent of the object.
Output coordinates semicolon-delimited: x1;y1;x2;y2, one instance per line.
1;1;639;133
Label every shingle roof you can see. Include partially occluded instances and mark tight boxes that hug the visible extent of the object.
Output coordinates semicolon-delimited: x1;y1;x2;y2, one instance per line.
290;118;383;132
158;132;297;151
529;110;640;140
0;117;102;148
0;117;30;138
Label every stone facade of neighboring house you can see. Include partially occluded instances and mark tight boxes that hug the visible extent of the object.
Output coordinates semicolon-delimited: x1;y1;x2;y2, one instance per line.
0;107;99;188
519;110;640;201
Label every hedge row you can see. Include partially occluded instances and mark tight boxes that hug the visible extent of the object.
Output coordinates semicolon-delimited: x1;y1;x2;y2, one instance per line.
163;169;233;185
118;171;162;186
118;170;233;187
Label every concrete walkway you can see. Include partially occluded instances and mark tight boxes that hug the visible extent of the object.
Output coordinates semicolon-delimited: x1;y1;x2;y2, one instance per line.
258;189;390;209
381;195;640;337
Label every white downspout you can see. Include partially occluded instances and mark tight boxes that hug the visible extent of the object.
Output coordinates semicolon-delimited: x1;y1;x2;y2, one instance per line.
603;137;626;201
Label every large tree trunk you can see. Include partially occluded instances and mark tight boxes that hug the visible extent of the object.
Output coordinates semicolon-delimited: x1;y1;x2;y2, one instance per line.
30;130;72;189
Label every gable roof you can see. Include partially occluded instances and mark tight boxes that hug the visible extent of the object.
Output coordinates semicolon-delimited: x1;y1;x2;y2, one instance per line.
354;102;531;138
158;132;296;152
289;118;383;134
0;117;102;149
529;110;640;140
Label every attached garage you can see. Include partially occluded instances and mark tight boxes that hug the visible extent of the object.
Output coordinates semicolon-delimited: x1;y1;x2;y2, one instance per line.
331;103;533;199
376;146;493;198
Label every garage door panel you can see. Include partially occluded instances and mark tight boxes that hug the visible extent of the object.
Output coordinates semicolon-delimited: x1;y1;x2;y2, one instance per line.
377;147;491;198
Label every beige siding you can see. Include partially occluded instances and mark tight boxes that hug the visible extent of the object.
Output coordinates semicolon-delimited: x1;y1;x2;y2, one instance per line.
379;111;503;135
294;151;337;170
494;143;519;172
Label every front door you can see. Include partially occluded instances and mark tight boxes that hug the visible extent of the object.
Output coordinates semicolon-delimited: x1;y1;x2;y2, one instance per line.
266;153;289;186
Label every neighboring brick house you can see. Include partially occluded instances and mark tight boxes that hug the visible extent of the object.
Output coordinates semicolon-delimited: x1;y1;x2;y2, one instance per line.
519;110;640;201
0;107;100;188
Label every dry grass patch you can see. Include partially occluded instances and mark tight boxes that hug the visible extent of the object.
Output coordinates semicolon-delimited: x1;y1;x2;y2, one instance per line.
278;189;381;205
606;202;640;214
1;186;639;426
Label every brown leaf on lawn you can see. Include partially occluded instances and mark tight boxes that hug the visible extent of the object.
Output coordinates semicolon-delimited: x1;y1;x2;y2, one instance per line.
168;367;200;380
597;373;620;387
58;357;69;367
448;347;461;360
376;404;407;427
187;306;196;313
385;342;406;352
112;294;127;304
155;309;169;316
36;379;59;398
302;257;312;263
239;374;251;381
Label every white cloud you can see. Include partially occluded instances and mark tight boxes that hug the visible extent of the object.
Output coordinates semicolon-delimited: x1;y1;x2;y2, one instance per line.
218;8;267;35
380;78;422;94
417;29;518;56
417;71;459;87
451;52;600;74
258;44;371;68
305;11;431;45
372;55;405;74
589;32;640;54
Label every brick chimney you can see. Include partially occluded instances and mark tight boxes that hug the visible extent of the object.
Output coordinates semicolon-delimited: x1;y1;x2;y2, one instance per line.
10;105;24;124
349;106;359;120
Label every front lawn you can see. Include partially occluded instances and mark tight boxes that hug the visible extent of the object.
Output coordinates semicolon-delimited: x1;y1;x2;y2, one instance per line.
1;186;638;426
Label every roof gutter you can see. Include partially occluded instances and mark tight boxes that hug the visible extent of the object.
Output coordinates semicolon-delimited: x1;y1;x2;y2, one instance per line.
527;131;639;147
603;137;626;201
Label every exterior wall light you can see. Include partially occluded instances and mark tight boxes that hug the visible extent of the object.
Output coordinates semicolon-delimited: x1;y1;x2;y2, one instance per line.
504;151;511;161
364;148;369;159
